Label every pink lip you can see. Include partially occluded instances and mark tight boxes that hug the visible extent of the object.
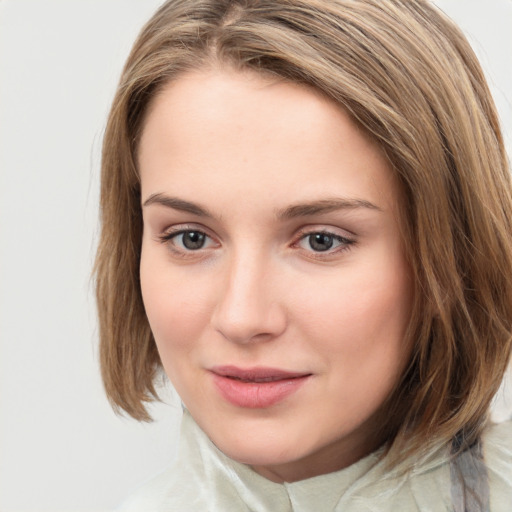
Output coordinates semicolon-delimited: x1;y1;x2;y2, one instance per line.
210;366;311;408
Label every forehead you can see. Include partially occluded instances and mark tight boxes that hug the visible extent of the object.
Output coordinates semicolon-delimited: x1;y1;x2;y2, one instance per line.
138;68;399;216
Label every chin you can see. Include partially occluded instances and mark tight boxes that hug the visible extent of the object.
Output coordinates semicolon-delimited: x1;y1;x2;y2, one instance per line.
205;419;309;468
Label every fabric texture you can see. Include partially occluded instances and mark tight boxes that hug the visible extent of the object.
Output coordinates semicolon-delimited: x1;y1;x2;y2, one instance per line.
118;410;512;512
450;436;490;512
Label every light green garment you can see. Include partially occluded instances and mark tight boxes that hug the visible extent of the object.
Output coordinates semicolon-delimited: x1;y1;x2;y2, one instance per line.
118;410;512;511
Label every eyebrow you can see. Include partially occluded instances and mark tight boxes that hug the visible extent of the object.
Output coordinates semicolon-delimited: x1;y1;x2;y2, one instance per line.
276;198;381;220
143;193;214;217
142;193;381;219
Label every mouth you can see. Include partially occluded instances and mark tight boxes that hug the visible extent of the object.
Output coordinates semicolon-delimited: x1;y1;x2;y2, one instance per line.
210;366;312;408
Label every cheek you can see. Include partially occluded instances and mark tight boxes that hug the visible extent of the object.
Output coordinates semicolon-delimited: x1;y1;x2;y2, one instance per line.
292;251;412;369
139;249;211;357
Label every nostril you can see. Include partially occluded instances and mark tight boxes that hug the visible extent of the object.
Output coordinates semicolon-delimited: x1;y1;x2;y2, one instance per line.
249;332;274;342
210;265;287;344
212;311;287;345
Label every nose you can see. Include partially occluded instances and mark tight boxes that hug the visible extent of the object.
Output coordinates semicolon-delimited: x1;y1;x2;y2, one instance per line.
211;251;287;344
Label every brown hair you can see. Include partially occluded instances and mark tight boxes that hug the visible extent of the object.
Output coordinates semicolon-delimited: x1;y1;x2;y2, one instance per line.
95;0;512;467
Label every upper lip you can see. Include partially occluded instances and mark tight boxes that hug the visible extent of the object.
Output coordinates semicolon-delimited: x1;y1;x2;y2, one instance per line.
210;365;312;383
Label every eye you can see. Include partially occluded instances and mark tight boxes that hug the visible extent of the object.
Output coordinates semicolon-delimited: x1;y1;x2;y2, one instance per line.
158;228;217;252
175;230;207;250
296;230;354;254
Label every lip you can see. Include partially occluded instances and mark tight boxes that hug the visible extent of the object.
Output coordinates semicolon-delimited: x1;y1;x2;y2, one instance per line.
210;366;312;408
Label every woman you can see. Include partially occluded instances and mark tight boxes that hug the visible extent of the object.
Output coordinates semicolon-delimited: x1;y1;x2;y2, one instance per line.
95;0;512;510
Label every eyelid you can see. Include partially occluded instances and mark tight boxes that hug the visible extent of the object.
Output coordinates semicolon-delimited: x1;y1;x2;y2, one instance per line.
158;223;216;239
291;226;356;256
156;224;220;257
293;224;356;240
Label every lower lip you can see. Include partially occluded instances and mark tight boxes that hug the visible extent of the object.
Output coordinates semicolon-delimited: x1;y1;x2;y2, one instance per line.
211;373;310;408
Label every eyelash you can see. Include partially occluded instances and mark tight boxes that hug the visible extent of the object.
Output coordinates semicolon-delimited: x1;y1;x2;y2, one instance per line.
157;226;356;259
157;227;217;259
292;228;355;258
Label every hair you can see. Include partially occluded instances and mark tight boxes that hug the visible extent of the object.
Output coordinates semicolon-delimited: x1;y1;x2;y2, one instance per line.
95;0;512;469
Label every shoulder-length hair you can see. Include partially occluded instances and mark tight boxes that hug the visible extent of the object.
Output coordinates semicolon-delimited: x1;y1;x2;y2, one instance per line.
95;0;512;467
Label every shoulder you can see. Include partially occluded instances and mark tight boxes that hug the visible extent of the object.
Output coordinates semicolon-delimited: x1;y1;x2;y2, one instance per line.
484;419;512;512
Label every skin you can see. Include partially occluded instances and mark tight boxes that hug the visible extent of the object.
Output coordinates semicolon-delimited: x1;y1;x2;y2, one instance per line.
138;67;413;483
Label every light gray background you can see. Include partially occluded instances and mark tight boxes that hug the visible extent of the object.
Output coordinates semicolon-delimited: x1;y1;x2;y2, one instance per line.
1;1;511;511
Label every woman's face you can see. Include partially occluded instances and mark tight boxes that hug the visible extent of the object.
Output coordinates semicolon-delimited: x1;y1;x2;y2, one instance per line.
139;68;413;483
